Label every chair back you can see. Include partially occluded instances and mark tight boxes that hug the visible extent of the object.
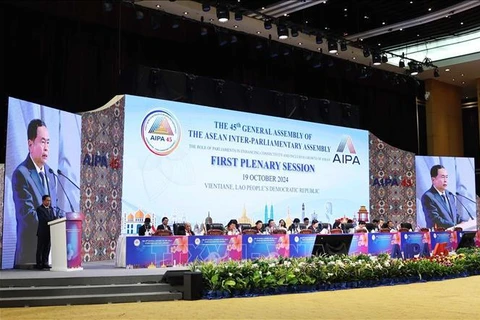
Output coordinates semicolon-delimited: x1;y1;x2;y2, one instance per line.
242;229;257;235
355;229;367;233
272;229;287;235
420;228;430;233
207;229;224;236
154;230;172;236
330;228;342;234
300;229;313;234
398;228;410;233
454;227;463;232
434;227;446;232
380;228;391;233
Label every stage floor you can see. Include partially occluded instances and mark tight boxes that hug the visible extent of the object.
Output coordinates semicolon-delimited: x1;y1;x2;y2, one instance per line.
0;260;189;280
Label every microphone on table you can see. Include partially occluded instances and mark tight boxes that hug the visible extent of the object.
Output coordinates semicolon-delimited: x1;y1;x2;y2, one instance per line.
49;168;75;213
57;169;80;190
449;191;474;220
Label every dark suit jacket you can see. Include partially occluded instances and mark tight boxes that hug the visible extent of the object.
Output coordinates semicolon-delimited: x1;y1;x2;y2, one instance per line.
421;186;464;229
12;155;57;266
157;224;171;231
36;205;55;237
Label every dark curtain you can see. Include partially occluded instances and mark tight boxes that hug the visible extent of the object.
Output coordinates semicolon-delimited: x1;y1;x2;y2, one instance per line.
1;1;423;163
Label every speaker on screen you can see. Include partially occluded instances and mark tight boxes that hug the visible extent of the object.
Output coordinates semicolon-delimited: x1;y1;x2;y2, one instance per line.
312;234;353;256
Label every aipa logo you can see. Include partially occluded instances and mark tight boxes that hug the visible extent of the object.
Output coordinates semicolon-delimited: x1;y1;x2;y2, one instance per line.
141;109;181;156
333;135;360;165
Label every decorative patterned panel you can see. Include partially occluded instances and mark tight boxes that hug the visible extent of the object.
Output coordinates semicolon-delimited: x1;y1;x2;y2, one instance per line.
369;133;417;227
80;96;124;262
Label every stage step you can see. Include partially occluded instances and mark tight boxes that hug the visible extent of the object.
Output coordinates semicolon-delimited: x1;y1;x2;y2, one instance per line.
0;291;183;308
0;283;174;298
0;275;165;288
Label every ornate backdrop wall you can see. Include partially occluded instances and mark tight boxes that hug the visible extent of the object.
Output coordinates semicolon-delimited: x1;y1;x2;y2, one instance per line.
80;96;124;262
369;133;417;226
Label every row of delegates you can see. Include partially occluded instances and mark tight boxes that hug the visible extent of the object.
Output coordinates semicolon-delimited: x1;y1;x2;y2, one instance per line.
138;217;195;236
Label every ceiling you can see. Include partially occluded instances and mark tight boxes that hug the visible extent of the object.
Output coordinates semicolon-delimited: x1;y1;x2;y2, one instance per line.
136;0;480;98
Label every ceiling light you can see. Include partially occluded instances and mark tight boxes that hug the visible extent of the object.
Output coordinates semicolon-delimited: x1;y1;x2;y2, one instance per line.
256;31;261;34
202;4;210;12
445;68;450;72
340;40;347;51
315;34;323;44
264;20;272;30
381;54;388;63
399;60;405;68
183;11;188;15
298;42;302;45
363;47;370;57
216;6;229;23
372;52;381;65
291;27;299;37
234;11;243;21
408;61;418;75
328;39;338;53
277;24;288;39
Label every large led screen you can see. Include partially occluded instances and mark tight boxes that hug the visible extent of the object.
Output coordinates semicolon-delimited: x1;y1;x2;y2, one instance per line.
2;98;81;269
121;95;369;231
416;156;476;231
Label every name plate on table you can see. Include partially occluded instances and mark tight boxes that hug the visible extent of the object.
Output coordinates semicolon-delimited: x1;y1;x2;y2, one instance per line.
125;236;188;268
188;235;242;263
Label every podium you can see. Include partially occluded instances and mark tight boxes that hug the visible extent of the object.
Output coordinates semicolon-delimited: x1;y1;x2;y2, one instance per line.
48;212;84;271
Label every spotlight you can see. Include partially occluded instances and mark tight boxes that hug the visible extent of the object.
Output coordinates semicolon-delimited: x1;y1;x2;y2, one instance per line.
312;55;322;68
315;34;323;44
328;39;338;53
399;59;405;68
417;64;424;73
381;54;388;63
234;11;243;21
340;40;347;51
264;20;272;30
362;47;370;57
216;5;229;23
171;18;180;29
202;4;210;12
291;26;299;37
277;24;288;39
408;61;418;76
434;68;440;77
372;52;381;65
102;0;113;12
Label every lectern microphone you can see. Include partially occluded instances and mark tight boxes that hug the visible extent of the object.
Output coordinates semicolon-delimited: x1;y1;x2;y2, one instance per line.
49;168;75;212
57;169;80;190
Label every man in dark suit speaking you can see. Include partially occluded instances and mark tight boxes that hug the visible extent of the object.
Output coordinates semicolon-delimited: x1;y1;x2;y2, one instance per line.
12;119;57;268
421;165;468;229
36;195;56;270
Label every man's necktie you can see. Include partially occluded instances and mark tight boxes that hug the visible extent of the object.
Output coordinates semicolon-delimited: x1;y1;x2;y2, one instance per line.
441;194;447;204
39;171;47;195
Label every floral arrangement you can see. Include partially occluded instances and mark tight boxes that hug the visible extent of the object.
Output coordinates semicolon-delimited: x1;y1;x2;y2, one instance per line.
190;247;480;299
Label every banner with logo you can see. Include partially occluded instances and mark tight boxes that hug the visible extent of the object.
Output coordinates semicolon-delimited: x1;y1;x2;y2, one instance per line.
289;234;317;258
242;234;289;259
400;232;430;258
430;231;458;252
125;236;188;268
188;235;242;263
348;233;369;255
368;232;401;255
121;95;369;230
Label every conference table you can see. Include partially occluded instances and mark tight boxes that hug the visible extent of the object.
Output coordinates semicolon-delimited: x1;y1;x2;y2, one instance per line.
115;230;480;269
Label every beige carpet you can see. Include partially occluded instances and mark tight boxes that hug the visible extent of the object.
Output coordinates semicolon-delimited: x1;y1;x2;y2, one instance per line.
2;276;480;320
